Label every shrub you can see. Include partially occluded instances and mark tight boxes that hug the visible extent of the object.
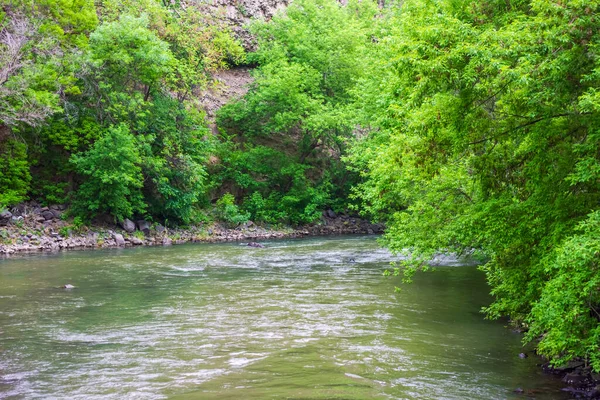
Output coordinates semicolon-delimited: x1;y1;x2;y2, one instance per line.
70;124;145;221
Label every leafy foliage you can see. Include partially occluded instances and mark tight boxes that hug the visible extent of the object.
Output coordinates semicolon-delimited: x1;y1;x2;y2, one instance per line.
0;136;31;208
216;193;250;226
0;0;243;225
215;0;376;223
347;0;600;368
70;124;145;221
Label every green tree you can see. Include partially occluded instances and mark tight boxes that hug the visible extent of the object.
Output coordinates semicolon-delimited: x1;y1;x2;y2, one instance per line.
138;94;211;224
215;0;378;223
70;124;145;221
347;0;600;368
0;135;31;208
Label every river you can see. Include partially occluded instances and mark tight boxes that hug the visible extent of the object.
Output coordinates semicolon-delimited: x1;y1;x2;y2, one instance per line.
0;235;566;399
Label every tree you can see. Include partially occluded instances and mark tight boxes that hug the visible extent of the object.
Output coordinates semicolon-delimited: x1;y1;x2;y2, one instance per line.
348;0;600;368
70;124;145;221
0;130;31;208
215;0;378;222
0;12;61;128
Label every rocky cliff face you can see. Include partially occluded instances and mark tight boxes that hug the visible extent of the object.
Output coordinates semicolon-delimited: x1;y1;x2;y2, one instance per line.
198;0;290;125
200;66;254;132
210;0;289;49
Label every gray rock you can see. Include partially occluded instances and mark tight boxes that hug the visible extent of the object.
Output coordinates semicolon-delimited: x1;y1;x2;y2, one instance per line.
241;220;255;229
0;210;12;226
136;220;151;235
155;224;165;234
62;284;75;289
119;218;136;233
50;209;62;219
208;0;289;51
247;242;265;248
130;237;143;245
42;210;55;220
162;237;172;246
325;209;336;219
112;233;125;246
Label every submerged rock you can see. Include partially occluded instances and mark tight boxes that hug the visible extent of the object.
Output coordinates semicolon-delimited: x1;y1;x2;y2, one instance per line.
247;242;265;248
62;284;75;289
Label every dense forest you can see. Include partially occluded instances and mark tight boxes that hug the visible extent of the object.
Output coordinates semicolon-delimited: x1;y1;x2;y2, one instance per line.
2;0;600;372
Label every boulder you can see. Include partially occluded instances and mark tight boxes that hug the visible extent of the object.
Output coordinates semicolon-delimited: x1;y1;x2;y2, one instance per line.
563;372;590;387
162;237;172;246
546;360;585;374
136;220;151;235
112;233;125;246
242;220;255;229
42;210;55;220
588;385;600;399
0;210;12;226
130;237;143;245
325;209;336;219
119;218;136;233
155;224;166;234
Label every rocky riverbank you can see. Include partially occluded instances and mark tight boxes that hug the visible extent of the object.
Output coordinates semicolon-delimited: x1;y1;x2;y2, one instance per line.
0;203;384;255
540;360;600;399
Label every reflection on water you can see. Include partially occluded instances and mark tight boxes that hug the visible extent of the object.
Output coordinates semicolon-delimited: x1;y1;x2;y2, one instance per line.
0;236;565;399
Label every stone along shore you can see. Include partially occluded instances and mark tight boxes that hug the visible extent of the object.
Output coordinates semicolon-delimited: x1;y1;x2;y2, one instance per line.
0;203;384;255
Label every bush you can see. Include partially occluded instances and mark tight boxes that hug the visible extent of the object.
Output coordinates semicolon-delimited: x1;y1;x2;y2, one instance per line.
70;124;145;221
215;193;250;226
0;138;31;208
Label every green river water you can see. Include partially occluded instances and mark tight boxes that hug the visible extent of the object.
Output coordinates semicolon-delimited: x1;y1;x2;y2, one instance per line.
0;235;567;399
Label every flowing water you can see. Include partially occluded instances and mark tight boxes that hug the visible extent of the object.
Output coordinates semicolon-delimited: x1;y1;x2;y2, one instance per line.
0;235;566;399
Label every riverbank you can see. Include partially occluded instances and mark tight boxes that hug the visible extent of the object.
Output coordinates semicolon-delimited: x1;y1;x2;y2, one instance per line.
0;203;384;255
541;360;600;399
